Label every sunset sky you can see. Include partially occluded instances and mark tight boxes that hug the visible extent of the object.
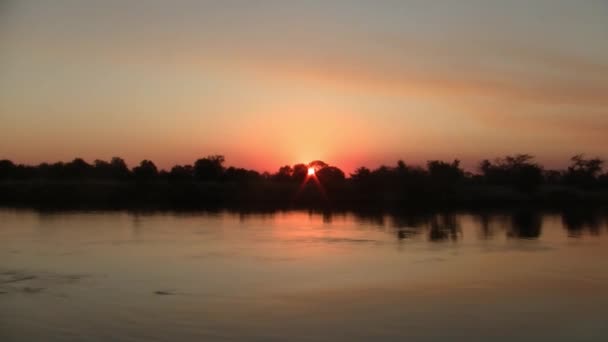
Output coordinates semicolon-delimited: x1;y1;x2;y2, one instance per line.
1;0;607;173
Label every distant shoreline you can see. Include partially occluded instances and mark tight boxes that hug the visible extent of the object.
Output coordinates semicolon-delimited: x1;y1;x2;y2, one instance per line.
1;180;607;211
2;154;607;210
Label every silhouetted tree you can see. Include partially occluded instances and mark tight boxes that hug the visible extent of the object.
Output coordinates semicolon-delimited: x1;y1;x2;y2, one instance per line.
393;161;428;196
93;159;112;179
350;161;430;202
308;160;328;171
272;165;293;182
169;165;194;181
224;167;261;183
194;155;225;181
133;160;158;180
316;166;346;185
479;154;543;192
371;165;395;188
109;157;131;180
292;164;308;183
65;158;92;179
0;159;17;179
543;169;564;184
16;164;37;180
600;172;608;188
37;162;66;180
565;154;604;188
427;159;464;190
88;157;130;180
350;167;371;182
350;166;373;197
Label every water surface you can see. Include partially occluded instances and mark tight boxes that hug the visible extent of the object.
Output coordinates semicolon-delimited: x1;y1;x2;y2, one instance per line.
1;209;608;341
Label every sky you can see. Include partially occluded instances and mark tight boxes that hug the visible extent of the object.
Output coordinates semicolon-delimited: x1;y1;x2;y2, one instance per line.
1;0;607;173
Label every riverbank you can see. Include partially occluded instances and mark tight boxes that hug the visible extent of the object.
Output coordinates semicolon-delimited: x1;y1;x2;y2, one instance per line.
1;180;607;210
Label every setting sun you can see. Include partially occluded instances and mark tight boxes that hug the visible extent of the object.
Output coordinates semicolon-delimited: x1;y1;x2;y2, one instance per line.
307;167;316;176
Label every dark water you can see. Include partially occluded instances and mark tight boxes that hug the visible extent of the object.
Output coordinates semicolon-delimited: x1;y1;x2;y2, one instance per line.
1;208;608;341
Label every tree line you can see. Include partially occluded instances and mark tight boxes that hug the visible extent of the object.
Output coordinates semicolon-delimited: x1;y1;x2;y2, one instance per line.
0;154;607;208
1;154;606;188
